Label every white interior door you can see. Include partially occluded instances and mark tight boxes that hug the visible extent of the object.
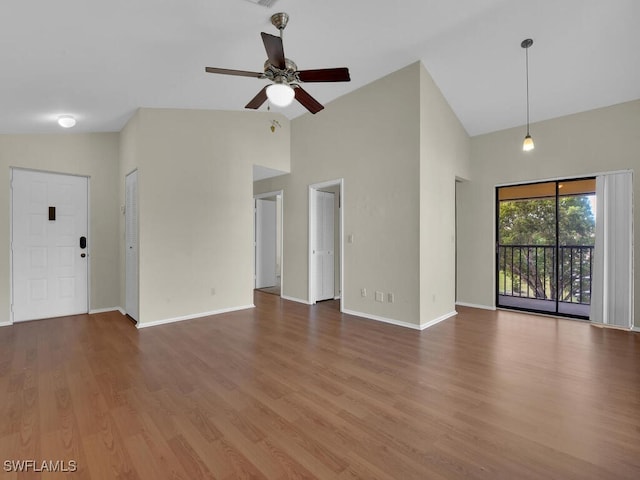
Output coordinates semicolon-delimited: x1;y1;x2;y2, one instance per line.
255;198;277;289
125;170;139;321
313;190;335;301
11;169;88;322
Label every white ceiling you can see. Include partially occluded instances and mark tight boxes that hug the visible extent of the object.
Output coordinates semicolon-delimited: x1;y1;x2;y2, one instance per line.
2;0;638;136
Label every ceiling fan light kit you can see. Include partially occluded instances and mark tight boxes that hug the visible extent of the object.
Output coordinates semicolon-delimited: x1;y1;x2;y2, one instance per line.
205;12;350;114
267;82;294;107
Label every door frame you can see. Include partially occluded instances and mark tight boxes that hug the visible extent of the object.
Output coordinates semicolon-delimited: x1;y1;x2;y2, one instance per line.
254;190;284;295
495;176;596;319
308;179;344;310
9;167;91;324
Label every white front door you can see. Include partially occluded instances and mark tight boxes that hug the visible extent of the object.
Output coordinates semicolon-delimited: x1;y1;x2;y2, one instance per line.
255;198;277;289
125;170;139;321
11;169;89;322
313;190;335;301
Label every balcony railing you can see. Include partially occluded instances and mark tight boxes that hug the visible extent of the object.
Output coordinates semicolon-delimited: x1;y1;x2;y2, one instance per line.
498;244;594;305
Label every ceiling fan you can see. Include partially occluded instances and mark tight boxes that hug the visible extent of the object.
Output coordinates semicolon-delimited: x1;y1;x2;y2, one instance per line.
205;12;351;114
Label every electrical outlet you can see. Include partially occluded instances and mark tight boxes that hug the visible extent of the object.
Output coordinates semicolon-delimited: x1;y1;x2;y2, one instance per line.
388;293;394;303
375;291;384;302
361;288;367;297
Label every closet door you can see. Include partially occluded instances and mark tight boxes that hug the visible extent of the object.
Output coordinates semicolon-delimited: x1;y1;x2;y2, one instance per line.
125;170;139;321
313;191;334;301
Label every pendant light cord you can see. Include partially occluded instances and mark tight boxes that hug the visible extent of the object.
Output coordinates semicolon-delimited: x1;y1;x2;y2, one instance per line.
525;46;530;136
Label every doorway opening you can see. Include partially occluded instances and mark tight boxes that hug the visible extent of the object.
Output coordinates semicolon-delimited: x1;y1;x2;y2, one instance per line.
254;190;283;296
496;178;596;318
309;179;343;309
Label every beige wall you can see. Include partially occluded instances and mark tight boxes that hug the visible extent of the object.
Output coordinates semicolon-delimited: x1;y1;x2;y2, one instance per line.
419;64;471;325
457;100;639;325
120;108;290;326
256;63;423;325
0;133;120;321
256;62;470;328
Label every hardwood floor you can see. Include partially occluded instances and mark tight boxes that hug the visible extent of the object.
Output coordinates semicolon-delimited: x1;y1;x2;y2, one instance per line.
1;292;639;479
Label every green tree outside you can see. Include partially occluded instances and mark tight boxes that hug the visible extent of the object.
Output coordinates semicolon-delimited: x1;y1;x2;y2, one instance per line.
498;195;595;302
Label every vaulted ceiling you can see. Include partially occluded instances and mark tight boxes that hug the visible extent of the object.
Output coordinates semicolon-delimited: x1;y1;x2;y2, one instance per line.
2;0;638;135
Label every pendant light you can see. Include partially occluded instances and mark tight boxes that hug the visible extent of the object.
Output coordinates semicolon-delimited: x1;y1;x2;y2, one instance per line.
521;38;534;151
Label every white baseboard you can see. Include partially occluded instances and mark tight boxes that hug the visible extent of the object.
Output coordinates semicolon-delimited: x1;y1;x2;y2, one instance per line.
137;304;255;329
281;295;313;305
0;320;12;328
342;308;458;331
89;307;124;315
455;301;496;311
340;309;410;330
630;326;639;333
421;310;458;329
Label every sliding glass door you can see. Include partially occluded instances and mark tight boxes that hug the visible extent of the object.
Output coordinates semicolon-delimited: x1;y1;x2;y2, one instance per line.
496;178;596;318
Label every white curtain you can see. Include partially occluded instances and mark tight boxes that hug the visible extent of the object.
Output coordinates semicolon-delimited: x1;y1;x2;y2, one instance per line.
590;172;633;328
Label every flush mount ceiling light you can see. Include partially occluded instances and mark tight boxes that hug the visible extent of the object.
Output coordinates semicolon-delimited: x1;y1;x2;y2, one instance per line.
57;115;76;128
521;38;534;152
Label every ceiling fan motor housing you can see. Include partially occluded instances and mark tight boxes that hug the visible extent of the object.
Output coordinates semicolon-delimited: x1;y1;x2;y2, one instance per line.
263;58;299;85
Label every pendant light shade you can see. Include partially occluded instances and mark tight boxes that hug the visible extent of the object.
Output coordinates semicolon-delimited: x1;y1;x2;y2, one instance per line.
521;38;534;152
523;134;534;151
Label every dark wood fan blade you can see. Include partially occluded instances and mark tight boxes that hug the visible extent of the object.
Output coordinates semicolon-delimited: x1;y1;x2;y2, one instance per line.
294;86;324;114
261;32;286;69
205;67;264;78
245;86;269;109
297;68;351;83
